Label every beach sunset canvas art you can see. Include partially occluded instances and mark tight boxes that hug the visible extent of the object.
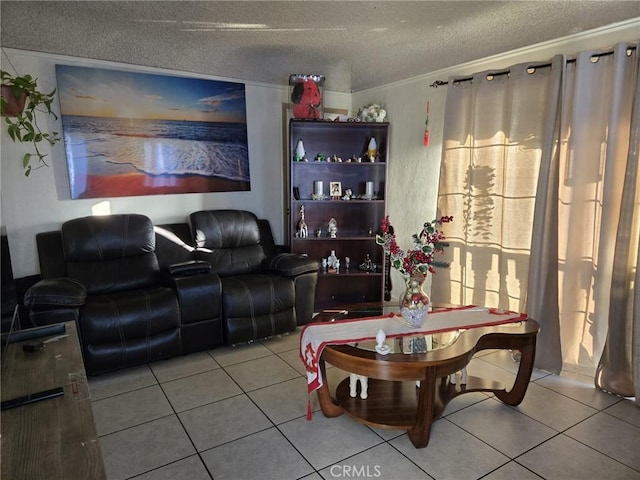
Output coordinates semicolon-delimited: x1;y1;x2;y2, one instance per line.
55;65;250;199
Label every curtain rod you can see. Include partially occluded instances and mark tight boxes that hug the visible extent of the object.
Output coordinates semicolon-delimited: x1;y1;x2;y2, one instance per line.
429;45;637;88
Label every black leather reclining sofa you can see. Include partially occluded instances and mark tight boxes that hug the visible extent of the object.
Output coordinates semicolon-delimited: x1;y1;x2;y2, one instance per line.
24;211;319;375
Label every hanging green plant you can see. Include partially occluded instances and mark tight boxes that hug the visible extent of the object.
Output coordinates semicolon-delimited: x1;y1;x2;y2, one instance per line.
1;70;61;176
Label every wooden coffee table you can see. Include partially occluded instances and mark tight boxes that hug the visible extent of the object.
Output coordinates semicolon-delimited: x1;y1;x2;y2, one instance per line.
313;303;539;448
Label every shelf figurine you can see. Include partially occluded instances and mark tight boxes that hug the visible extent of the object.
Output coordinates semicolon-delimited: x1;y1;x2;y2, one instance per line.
296;205;308;238
367;137;378;162
294;139;306;161
349;373;368;399
328;218;338;238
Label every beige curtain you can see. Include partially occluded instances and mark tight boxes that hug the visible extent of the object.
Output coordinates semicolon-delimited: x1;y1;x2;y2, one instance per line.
437;43;639;402
586;44;639;400
434;60;562;335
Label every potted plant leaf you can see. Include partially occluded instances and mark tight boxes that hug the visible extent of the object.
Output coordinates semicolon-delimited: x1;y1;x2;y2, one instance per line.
1;70;61;176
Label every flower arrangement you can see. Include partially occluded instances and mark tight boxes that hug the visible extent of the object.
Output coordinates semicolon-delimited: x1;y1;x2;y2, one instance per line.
357;103;386;123
376;215;453;278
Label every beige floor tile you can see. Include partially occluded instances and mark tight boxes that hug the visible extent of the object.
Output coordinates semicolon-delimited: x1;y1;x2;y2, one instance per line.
99;416;195;480
506;381;598;431
565;411;640;471
481;461;544;480
133;455;211;480
446;396;556;458
442;391;492;416
318;442;432;480
603;397;640;428
278;348;308;375
390;419;510;480
89;365;157;400
518;434;640;480
93;385;173;436
279;414;383;470
534;370;620;410
208;342;273;367
260;327;302;353
200;427;313;480
248;376;319;424
150;351;220;383
178;394;272;451
224;354;300;391
161;369;242;412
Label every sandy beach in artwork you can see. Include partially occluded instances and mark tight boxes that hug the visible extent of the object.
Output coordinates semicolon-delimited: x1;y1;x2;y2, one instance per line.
76;172;250;198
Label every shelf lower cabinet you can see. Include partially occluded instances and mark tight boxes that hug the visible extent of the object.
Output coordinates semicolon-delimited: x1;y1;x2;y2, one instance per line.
288;119;389;310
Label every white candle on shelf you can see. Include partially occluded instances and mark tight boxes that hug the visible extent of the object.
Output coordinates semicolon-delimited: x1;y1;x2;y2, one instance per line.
295;139;306;159
365;181;374;197
314;181;323;196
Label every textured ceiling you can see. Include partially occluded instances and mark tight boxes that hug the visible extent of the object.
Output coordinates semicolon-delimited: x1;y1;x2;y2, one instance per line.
1;1;639;92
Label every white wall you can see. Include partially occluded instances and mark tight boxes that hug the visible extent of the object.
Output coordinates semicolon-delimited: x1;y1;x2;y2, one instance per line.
352;19;640;300
0;49;350;277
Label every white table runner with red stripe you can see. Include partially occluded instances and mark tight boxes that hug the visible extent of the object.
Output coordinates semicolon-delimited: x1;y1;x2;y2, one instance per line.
300;305;528;394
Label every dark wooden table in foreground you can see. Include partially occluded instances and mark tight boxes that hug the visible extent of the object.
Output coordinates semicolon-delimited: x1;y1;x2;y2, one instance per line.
1;321;106;479
313;304;540;448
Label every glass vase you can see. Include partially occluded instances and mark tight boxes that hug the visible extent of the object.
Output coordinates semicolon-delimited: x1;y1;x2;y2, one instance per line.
400;273;429;328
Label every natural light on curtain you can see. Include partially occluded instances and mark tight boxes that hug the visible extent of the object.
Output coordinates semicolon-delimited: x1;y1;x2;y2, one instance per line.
433;62;557;313
556;45;638;377
436;42;639;400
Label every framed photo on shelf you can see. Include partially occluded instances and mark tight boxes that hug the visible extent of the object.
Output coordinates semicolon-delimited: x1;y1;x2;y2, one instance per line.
330;181;342;199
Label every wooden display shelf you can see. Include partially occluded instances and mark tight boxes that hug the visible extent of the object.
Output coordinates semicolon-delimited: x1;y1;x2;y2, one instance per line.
288;119;389;309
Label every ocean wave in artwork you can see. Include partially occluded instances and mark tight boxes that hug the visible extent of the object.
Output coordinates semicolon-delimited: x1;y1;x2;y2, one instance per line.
62;115;250;182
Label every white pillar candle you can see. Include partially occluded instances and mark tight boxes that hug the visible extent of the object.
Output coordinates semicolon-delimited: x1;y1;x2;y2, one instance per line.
314;180;323;196
365;181;374;196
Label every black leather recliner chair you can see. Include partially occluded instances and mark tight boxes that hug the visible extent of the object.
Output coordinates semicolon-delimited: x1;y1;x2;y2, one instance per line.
24;214;223;375
190;210;319;345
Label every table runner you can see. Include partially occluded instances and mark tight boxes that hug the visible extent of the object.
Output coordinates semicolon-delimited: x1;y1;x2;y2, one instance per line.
300;305;528;396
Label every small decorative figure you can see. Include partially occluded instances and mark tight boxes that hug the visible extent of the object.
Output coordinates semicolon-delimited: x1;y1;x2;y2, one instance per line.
328;218;338;238
345;256;351;270
367;137;378;162
449;367;468;385
327;250;338;270
294;139;306;161
315;152;326;162
359;253;376;272
349;373;368;399
315;228;322;238
342;188;353;201
321;258;327;272
375;329;390;355
297;205;308;238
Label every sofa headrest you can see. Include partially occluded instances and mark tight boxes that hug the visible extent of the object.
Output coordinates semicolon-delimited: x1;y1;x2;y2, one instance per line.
190;210;261;250
62;214;155;261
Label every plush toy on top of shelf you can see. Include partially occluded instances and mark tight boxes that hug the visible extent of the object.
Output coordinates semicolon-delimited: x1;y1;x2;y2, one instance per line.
290;75;323;120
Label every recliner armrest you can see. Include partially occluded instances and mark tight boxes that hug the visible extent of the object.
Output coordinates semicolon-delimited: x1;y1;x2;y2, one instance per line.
168;260;212;277
24;278;87;307
262;253;319;277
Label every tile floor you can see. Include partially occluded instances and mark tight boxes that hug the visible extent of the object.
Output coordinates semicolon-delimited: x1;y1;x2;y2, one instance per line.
89;328;640;480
